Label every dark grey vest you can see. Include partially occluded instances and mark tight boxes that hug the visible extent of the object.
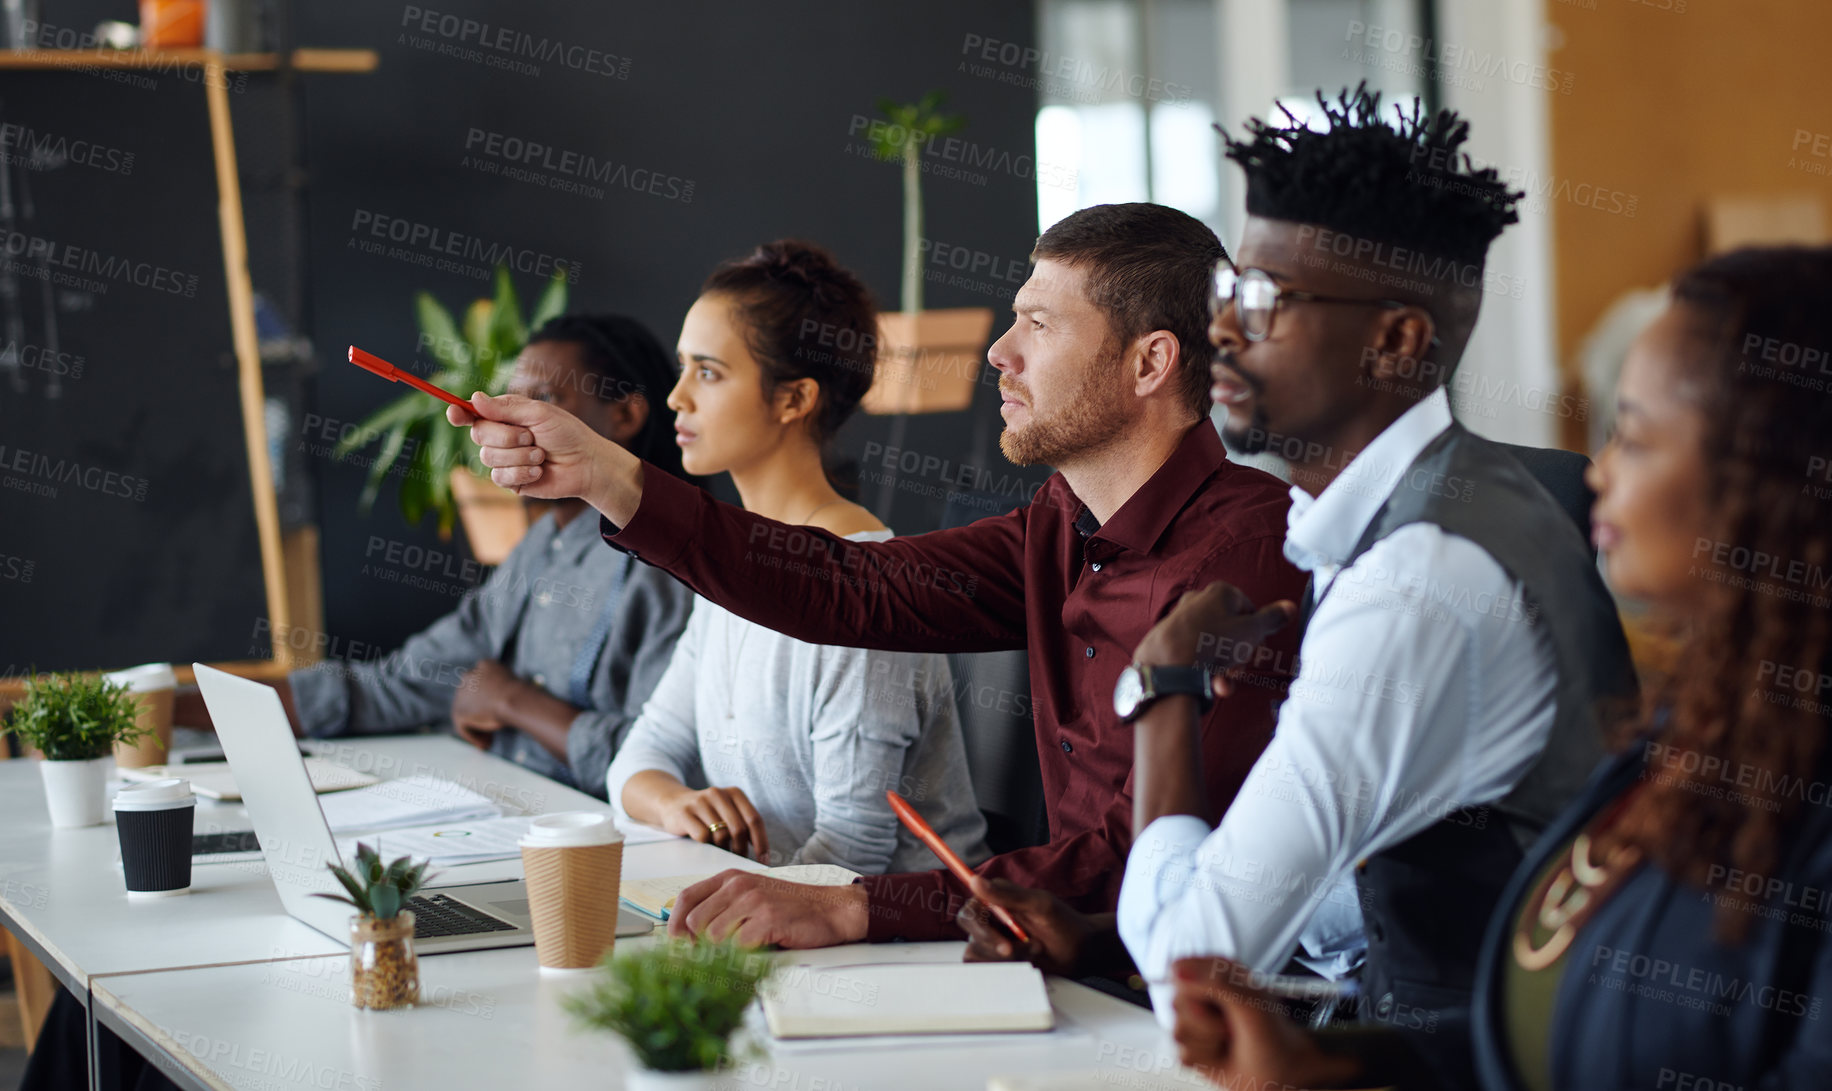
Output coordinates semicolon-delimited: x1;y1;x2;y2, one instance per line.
1299;424;1636;1038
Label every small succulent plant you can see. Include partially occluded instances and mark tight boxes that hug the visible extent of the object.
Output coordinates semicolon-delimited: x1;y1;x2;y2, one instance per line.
314;842;432;920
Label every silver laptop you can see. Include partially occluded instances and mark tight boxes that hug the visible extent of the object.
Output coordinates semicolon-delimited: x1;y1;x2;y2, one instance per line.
194;663;652;952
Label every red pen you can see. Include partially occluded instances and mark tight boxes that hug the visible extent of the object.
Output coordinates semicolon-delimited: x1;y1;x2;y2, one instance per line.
348;346;473;412
886;790;1031;944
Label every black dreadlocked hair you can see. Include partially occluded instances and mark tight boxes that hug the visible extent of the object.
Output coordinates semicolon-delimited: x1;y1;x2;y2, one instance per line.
1219;83;1523;266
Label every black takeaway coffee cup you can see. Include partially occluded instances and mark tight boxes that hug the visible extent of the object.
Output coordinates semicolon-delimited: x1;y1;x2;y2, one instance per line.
113;777;196;897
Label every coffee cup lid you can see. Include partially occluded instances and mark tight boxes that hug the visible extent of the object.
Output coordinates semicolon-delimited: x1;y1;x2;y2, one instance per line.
103;663;177;693
113;777;195;811
519;811;621;848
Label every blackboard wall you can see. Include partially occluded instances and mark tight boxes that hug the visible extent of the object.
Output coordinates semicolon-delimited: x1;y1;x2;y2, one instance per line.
296;0;1042;654
0;70;269;673
29;1;1043;660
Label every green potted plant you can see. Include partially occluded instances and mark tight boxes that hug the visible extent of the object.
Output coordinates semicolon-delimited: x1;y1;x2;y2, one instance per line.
336;266;568;564
864;91;995;415
315;842;433;1010
564;937;773;1090
3;672;147;827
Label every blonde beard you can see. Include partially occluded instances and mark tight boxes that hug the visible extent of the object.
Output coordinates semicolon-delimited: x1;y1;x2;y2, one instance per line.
999;368;1134;467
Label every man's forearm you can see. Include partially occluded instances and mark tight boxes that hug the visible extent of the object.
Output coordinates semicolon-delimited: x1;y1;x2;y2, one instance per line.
1132;695;1208;832
583;439;647;528
499;682;580;760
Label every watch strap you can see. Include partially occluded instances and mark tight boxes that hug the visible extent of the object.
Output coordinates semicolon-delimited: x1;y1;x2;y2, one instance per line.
1130;664;1214;719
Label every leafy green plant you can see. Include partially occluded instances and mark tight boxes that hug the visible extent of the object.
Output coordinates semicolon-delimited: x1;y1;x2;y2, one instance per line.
314;842;432;920
869;91;965;315
563;937;773;1073
2;672;146;761
336;266;569;537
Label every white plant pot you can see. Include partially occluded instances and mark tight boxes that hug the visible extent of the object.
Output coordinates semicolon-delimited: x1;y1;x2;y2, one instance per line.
623;1066;731;1091
40;756;112;828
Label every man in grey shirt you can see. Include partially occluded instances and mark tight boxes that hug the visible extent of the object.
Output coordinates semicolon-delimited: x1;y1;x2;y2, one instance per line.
289;503;691;796
176;316;697;797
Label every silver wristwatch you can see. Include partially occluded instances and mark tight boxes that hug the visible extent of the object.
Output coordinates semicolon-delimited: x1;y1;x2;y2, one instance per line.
1112;663;1214;722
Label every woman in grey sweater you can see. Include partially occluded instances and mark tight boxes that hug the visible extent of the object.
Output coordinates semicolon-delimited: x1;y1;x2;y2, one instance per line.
606;241;988;874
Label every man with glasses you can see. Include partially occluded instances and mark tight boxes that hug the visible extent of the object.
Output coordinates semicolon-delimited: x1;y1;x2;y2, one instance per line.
960;88;1632;1085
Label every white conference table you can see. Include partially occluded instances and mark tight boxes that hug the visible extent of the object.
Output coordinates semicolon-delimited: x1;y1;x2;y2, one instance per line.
0;734;739;998
1;735;1186;1091
92;941;1188;1091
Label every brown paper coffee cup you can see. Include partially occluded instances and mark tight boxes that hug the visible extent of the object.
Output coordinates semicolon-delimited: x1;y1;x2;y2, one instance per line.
106;664;176;769
518;812;623;972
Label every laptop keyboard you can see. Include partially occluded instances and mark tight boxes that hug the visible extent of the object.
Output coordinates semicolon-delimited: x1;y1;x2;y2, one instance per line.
192;830;262;856
408;893;517;938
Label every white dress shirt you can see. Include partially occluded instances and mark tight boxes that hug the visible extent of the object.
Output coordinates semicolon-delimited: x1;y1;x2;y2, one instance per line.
1118;388;1558;1021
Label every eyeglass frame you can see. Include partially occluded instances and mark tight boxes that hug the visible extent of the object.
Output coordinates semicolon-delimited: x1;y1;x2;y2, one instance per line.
1210;261;1429;343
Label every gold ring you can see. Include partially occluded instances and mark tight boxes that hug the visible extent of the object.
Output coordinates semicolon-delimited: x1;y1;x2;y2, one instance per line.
706;821;728;836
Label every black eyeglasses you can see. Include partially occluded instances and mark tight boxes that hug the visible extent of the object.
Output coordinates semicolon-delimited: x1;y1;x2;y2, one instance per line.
1211;263;1417;342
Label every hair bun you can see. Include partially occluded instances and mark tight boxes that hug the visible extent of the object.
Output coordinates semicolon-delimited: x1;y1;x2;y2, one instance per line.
752;239;856;306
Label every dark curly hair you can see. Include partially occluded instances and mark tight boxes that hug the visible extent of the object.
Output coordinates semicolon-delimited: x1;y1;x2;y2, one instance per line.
700;239;878;447
1218;83;1523;265
1609;246;1832;941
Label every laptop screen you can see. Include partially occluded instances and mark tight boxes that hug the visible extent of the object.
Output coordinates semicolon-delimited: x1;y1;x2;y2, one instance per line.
192;664;352;939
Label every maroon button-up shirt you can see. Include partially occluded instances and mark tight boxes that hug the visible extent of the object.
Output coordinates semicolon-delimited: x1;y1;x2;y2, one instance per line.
602;421;1304;940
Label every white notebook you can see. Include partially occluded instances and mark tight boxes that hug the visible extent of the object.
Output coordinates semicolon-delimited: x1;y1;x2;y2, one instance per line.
761;962;1053;1039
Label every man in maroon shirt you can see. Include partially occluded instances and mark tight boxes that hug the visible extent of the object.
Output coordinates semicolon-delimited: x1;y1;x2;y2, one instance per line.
451;204;1306;955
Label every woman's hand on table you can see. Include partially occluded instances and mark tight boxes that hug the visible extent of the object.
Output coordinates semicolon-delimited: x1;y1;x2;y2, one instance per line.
655;784;772;862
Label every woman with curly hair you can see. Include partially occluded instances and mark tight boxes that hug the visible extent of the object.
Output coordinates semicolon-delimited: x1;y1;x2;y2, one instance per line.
1166;246;1832;1090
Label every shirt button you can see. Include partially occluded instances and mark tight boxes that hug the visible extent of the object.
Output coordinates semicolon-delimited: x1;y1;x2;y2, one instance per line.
1060;740;1073;753
533;674;546;687
1090;562;1102;572
1084;647;1095;658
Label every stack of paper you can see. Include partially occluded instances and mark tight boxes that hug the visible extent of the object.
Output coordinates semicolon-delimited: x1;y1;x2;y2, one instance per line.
335;816;533;866
316;774;501;834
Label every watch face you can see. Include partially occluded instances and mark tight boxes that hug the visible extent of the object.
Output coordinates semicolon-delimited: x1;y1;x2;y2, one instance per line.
1113;666;1144;718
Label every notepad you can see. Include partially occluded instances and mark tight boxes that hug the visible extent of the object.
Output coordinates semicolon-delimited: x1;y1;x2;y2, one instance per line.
315;774;501;833
760;962;1053;1039
619;863;860;920
120;759;378;801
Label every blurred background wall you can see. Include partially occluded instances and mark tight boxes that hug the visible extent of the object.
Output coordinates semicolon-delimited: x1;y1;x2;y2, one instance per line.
1546;0;1832;447
4;0;1825;671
